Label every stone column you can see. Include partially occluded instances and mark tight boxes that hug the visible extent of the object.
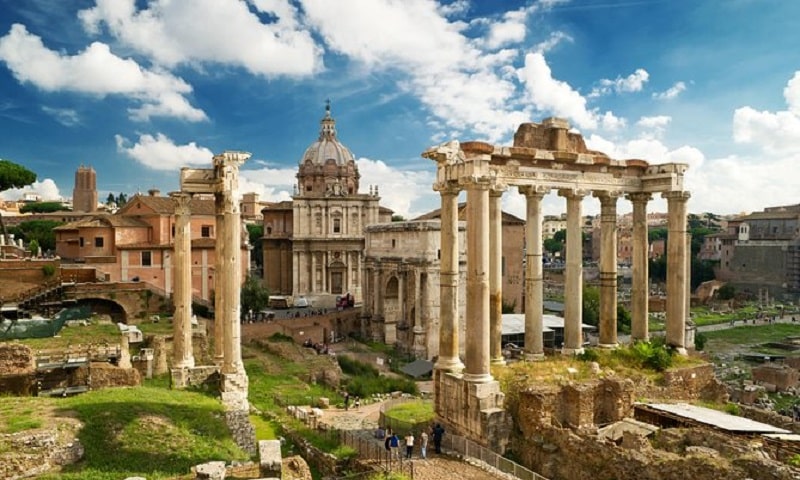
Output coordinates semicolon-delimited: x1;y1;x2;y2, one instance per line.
214;194;225;364
434;185;464;373
311;251;316;293
464;179;492;383
628;193;651;342
520;185;548;359
559;189;586;354
171;192;195;369
596;192;619;348
489;187;506;366
664;191;690;354
216;151;249;377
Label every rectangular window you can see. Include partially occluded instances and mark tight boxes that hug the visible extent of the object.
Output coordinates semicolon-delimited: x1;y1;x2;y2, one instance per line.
94;237;104;247
502;256;506;276
201;225;212;238
333;218;341;234
171;224;175;237
79;237;84;247
141;251;152;267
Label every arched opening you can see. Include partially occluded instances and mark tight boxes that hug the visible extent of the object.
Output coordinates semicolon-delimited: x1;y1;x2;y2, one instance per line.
75;297;127;323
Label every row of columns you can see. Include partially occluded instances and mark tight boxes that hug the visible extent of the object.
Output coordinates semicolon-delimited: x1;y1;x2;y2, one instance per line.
172;153;248;377
435;180;691;383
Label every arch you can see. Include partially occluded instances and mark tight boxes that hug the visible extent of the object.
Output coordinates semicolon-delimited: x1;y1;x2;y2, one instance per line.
75;297;127;323
385;276;399;298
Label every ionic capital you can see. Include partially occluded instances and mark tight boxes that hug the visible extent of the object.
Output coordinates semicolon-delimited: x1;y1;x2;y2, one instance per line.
557;187;588;199
518;185;550;199
626;192;652;205
662;191;691;203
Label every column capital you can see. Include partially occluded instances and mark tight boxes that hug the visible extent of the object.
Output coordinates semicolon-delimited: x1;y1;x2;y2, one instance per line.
422;140;465;165
490;184;507;197
626;192;652;204
433;181;460;196
462;176;492;191
170;191;193;215
518;185;550;198
593;190;623;202
662;190;691;203
558;188;588;199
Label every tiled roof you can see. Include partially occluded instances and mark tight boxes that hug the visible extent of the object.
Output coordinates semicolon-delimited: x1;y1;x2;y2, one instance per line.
121;194;216;215
262;201;294;211
53;214;150;230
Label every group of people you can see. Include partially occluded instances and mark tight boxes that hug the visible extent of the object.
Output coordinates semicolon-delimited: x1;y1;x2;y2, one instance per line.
377;423;445;460
342;392;361;410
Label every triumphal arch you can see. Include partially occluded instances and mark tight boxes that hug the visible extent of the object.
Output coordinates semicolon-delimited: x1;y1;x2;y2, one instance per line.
424;118;690;450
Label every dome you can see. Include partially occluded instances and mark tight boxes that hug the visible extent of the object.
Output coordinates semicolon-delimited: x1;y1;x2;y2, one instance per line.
300;102;356;166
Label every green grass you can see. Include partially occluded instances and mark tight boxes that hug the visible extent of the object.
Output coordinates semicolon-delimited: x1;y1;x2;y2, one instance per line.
703;323;800;345
0;400;43;433
19;322;121;350
384;400;434;425
37;386;248;480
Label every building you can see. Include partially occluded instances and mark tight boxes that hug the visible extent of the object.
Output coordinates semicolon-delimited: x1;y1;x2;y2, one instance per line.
715;204;800;302
54;190;249;301
262;104;392;306
362;219;467;359
73;165;98;213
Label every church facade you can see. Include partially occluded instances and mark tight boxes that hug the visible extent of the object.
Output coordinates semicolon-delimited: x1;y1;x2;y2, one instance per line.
262;105;392;306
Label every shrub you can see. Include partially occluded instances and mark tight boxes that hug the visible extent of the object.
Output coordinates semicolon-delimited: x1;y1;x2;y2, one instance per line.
41;264;56;277
724;403;740;415
338;355;380;377
577;348;600;362
269;332;294;343
331;444;357;461
694;332;708;351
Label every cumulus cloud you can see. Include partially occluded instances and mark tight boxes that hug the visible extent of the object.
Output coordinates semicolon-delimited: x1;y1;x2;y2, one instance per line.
590;68;649;97
0;178;62;201
534;31;572;54
637;115;671;130
78;0;321;77
0;23;206;122
733;72;800;154
653;81;686;100
115;133;214;170
357;157;437;219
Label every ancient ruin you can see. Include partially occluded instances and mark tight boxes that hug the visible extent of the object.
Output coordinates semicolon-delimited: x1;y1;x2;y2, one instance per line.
424;118;692;449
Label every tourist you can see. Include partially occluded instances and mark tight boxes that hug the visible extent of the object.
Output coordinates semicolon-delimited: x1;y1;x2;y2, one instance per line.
420;430;428;459
405;432;414;459
389;432;400;459
354;396;361;409
375;425;385;439
343;392;350;410
432;423;445;454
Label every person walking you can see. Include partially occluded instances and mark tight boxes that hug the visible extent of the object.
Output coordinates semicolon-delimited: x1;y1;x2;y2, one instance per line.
389;432;400;459
343;392;350;411
405;432;415;459
419;430;428;459
432;423;445;454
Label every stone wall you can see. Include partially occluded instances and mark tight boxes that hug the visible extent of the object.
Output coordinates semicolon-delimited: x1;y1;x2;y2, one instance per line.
752;364;799;391
638;364;727;402
0;343;35;375
225;410;256;456
0;258;60;283
89;362;141;389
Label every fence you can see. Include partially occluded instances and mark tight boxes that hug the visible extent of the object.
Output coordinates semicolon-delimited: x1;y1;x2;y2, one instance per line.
442;433;549;480
338;430;414;479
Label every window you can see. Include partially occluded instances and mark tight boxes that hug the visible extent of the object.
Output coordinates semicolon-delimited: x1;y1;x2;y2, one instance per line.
79;237;84;247
502;256;506;276
333;218;341;233
171;225;175;237
392;239;396;248
94;237;104;248
201;225;212;238
141;251;152;267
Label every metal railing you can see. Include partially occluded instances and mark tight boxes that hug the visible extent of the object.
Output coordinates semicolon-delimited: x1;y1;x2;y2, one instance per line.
338;430;414;479
442;433;549;480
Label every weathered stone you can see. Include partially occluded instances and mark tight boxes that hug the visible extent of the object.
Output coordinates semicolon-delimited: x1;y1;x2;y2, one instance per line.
258;440;282;477
194;460;226;480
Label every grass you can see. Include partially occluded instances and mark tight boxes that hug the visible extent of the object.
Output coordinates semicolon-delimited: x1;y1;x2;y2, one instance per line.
703;323;800;345
384;400;434;426
19;321;121;350
0;398;45;433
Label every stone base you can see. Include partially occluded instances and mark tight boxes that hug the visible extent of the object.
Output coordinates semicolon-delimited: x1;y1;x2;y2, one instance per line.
490;356;507;367
171;365;220;389
597;343;619;350
524;352;546;362
434;356;464;374
562;347;585;356
220;371;250;411
434;371;511;453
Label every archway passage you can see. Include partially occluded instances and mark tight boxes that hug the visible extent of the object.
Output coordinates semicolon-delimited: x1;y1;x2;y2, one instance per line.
75;297;127;323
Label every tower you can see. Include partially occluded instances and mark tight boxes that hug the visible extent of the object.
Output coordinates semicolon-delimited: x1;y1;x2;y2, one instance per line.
73;165;98;212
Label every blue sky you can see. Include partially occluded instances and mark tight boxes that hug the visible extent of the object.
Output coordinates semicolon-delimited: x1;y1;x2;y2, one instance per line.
1;0;799;220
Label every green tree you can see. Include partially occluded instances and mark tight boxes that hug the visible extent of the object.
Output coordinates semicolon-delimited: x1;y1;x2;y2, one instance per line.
544;237;563;256
9;220;63;251
617;304;632;334
246;224;263;272
28;239;39;256
582;285;600;327
19;201;67;213
0;159;37;236
240;276;270;317
391;214;406;222
718;283;736;300
106;193;115;205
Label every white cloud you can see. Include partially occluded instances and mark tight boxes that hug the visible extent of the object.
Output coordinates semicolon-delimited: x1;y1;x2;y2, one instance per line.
534;31;572;54
637;115;671;129
590;68;649;97
0;23;206;122
79;0;321;77
237;175;293;204
733;72;800;154
41;106;80;126
653;81;686;100
115;133;214;171
437;0;470;17
357;157;437;219
0;178;62;201
484;8;529;50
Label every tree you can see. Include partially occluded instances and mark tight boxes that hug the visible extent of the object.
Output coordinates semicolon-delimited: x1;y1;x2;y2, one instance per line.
0;159;37;236
246;224;263;272
106;193;115;205
9;220;63;251
582;285;600;327
20;201;67;213
28;239;39;257
391;214;406;222
544;237;563;256
240;276;270;317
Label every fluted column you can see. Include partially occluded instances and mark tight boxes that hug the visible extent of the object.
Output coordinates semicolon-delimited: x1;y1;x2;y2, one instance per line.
664;191;690;354
216;151;248;375
171;192;195;369
559;189;586;354
489;187;506;366
628;193;651;342
214;193;225;364
434;185;464;373
520;185;548;359
464;180;492;383
596;192;619;348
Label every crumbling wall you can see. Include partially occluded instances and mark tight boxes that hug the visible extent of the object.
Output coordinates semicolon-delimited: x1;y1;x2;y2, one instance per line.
89;362;140;389
639;364;727;402
752;364;799;391
0;343;35;375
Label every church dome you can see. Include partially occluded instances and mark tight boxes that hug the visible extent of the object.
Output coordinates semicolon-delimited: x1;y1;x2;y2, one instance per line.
300;102;356;166
296;102;360;197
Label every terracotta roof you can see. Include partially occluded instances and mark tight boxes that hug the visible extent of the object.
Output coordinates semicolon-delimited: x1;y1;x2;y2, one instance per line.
413;202;525;224
53;214;150;230
120;193;216;215
262;201;294;211
741;211;799;221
